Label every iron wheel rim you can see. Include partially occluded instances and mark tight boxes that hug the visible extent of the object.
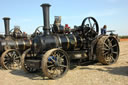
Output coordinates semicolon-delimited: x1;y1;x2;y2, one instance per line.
1;49;21;70
42;48;69;79
21;48;38;73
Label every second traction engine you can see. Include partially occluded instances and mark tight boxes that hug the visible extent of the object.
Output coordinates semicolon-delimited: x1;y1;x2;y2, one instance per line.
21;3;120;79
0;17;31;70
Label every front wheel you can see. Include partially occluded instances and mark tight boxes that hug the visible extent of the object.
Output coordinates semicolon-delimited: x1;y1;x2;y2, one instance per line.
42;48;70;79
1;49;21;70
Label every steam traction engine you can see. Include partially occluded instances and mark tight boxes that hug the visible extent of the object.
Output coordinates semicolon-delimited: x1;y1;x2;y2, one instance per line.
21;3;120;79
0;17;32;69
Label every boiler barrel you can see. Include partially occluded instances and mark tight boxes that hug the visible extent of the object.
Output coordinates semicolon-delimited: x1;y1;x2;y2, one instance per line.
0;39;32;51
58;34;83;50
32;34;83;52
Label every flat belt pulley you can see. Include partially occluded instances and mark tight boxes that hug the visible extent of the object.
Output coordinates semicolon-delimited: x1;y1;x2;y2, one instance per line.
81;17;99;38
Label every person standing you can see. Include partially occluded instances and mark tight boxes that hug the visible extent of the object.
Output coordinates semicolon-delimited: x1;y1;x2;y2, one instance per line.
101;25;107;35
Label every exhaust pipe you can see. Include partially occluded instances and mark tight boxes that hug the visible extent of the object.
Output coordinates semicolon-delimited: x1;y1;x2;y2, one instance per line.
3;17;10;37
40;3;51;35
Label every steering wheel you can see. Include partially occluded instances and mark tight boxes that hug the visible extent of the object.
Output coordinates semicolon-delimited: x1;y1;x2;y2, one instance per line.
10;28;22;35
81;17;99;35
33;26;43;36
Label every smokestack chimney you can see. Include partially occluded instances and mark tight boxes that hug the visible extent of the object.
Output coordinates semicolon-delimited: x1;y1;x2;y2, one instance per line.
40;3;51;35
3;17;10;37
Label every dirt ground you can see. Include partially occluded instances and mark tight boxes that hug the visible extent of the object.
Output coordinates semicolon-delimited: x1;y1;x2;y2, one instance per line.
0;41;128;85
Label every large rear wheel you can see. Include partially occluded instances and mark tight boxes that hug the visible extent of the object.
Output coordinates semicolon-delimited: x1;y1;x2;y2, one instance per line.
21;48;38;73
96;36;120;65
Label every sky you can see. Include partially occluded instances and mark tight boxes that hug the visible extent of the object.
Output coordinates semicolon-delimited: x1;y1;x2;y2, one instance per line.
0;0;128;35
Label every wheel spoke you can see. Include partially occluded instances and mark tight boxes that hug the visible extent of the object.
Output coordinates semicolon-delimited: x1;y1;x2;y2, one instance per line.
52;51;57;56
4;57;10;61
112;44;117;48
61;55;65;58
47;65;54;68
56;54;60;61
88;18;93;28
110;56;115;62
107;39;110;43
103;48;109;51
50;67;56;74
104;51;109;55
6;53;11;58
104;43;110;49
48;61;53;64
92;22;96;29
15;56;20;60
11;52;17;58
49;57;55;62
110;38;113;43
107;39;112;47
60;65;67;68
55;69;59;75
113;52;118;54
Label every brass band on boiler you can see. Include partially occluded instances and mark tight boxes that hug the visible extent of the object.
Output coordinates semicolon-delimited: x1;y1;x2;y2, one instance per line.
80;36;83;47
23;40;26;50
57;36;62;47
29;40;32;46
72;34;77;48
65;36;70;49
15;40;18;48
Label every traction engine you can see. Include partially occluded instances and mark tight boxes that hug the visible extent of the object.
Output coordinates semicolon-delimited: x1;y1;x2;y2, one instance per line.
0;17;32;69
21;3;120;79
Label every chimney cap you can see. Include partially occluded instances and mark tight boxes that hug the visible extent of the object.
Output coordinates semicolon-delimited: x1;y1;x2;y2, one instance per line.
40;3;51;7
3;17;10;20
